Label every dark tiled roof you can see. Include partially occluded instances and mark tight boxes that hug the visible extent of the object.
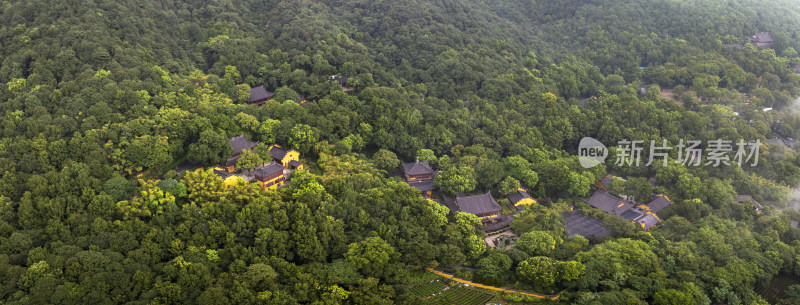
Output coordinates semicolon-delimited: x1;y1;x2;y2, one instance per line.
230;134;259;155
174;161;202;174
288;160;303;168
583;191;632;215
456;192;501;215
736;195;763;210
507;190;532;205
247;86;274;103
751;32;773;43
407;179;436;192
479;215;513;233
270;146;290;160
225;155;241;167
599;174;613;189
621;207;662;230
402;160;434;176
562;210;610;238
621;209;644;221
767;137;788;147
636;213;661;230
442;196;458;213
253;162;284;178
646;195;672;213
329;76;349;85
724;43;744;50
213;169;234;179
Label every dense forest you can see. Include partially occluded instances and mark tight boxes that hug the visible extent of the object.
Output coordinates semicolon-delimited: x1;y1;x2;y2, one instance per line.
3;0;800;304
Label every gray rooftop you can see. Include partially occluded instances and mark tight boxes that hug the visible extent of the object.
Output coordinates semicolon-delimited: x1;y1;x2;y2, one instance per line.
253;162;285;178
636;213;661;230
584;191;632;215
230;134;259;155
646;195;672;213
479;215;513;233
402;160;434;176
621;207;662;230
270;146;290;160
456;192;501;215
247;86;274;103
751;32;773;43
225;155;241;167
213;169;234;179
562;210;610;239
407;179;436;192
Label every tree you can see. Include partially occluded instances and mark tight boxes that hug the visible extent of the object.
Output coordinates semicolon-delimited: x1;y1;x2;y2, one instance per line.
499;176;521;195
126;135;172;169
345;237;398;276
234;112;260;138
372;149;400;171
475;252;513;285
258;119;281;143
117;180;176;220
558;261;586;281
464;234;488;259
567;172;593;197
158;179;187;198
236;149;262;173
254;143;272;161
608;176;626;196
475;159;504;188
604;74;626;94
434;163;477;195
677;173;702;200
518;170;540;189
103;176;133;202
517;256;558;288
188;129;232;165
653;289;695;305
289;124;319;155
273;86;301;103
455;212;482;234
625;176;652;202
517;231;558;256
416;149;437;166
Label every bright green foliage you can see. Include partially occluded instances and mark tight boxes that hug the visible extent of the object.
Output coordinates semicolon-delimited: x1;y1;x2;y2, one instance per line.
653;289;695;305
236;149;262;173
158;178;187;198
345;237;399;277
499;176;521;195
567;172;593;197
289;124;319;154
517;256;558;287
416;149;437;166
116;180;175;220
454;212;481;234
3;0;800;303
517;231;559;256
258;119;281;143
435;162;477;195
558;260;586;281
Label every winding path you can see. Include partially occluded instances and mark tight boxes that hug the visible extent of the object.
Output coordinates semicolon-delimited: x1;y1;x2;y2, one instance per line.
425;268;563;300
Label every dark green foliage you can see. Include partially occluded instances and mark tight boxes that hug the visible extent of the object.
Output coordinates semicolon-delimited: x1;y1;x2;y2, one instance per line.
2;0;800;304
